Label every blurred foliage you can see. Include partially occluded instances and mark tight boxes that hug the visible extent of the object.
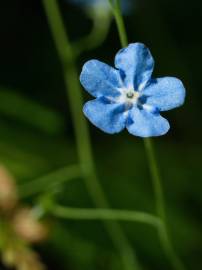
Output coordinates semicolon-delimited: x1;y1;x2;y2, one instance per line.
0;0;201;270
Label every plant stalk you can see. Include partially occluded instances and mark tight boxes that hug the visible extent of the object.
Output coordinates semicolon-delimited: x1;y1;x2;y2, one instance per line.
42;1;141;269
109;1;186;269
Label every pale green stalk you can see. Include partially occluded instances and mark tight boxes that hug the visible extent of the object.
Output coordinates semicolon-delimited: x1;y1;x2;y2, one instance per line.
108;1;186;269
51;204;161;227
144;139;186;270
42;1;141;269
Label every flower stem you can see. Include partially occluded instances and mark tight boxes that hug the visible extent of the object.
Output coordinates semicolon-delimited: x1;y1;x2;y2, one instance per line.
50;204;161;228
144;139;166;221
109;1;186;269
42;1;141;269
144;139;186;270
109;0;128;47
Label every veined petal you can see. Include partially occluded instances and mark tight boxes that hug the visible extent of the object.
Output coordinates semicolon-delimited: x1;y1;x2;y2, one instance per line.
83;98;127;134
115;43;154;90
143;77;186;111
80;60;123;98
127;106;170;137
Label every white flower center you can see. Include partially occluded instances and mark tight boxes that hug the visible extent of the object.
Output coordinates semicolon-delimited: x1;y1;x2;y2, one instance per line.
125;90;139;102
115;88;140;104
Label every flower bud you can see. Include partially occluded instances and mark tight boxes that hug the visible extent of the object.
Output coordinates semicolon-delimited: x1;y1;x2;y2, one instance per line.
17;248;45;270
3;244;45;270
0;165;18;211
12;208;48;243
2;246;16;267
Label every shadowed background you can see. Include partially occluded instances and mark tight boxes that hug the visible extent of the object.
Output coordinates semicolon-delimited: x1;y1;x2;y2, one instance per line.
0;0;201;269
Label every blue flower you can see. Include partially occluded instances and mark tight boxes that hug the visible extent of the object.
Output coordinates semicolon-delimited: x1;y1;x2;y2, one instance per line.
80;43;186;137
67;0;131;14
68;0;109;9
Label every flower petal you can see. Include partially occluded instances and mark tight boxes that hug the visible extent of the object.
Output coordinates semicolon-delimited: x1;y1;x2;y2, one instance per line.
80;60;123;98
127;106;170;137
83;98;127;134
143;77;186;111
115;43;154;90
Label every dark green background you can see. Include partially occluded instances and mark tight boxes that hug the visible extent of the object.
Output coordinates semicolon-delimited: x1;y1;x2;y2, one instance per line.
0;0;201;269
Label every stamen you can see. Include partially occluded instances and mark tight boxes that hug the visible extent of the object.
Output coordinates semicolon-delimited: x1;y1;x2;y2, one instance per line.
126;92;134;99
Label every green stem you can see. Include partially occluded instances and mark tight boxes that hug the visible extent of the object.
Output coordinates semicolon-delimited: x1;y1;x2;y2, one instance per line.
109;1;186;270
51;204;161;228
109;0;128;46
144;139;186;270
42;1;141;269
19;164;81;198
144;139;166;222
